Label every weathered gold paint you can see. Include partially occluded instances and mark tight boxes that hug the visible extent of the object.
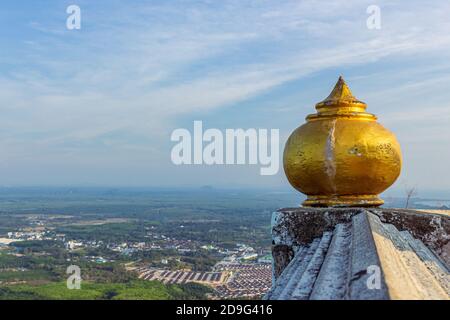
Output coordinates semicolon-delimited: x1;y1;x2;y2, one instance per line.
283;77;402;207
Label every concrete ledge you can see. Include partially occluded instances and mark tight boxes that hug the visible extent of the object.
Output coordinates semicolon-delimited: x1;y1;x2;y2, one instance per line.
267;208;449;300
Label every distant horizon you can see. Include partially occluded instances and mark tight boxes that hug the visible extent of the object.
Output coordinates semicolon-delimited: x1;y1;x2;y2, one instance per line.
0;184;449;200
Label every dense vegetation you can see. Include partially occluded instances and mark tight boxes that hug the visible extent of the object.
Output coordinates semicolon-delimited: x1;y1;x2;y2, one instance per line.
0;281;212;300
0;250;138;284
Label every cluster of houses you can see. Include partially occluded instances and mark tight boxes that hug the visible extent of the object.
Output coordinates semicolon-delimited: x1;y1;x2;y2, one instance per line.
133;261;273;299
7;231;49;241
134;267;227;285
213;263;272;299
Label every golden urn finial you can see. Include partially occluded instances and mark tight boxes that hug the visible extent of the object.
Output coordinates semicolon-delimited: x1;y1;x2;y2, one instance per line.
283;76;402;207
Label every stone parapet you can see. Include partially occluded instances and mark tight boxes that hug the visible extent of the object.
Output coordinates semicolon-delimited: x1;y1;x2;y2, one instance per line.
266;208;449;300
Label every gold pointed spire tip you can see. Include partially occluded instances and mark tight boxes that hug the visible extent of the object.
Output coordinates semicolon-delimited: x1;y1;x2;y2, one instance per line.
315;76;366;108
327;76;354;101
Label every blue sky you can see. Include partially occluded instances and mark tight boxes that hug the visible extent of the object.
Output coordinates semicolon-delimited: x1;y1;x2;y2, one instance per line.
0;0;450;197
